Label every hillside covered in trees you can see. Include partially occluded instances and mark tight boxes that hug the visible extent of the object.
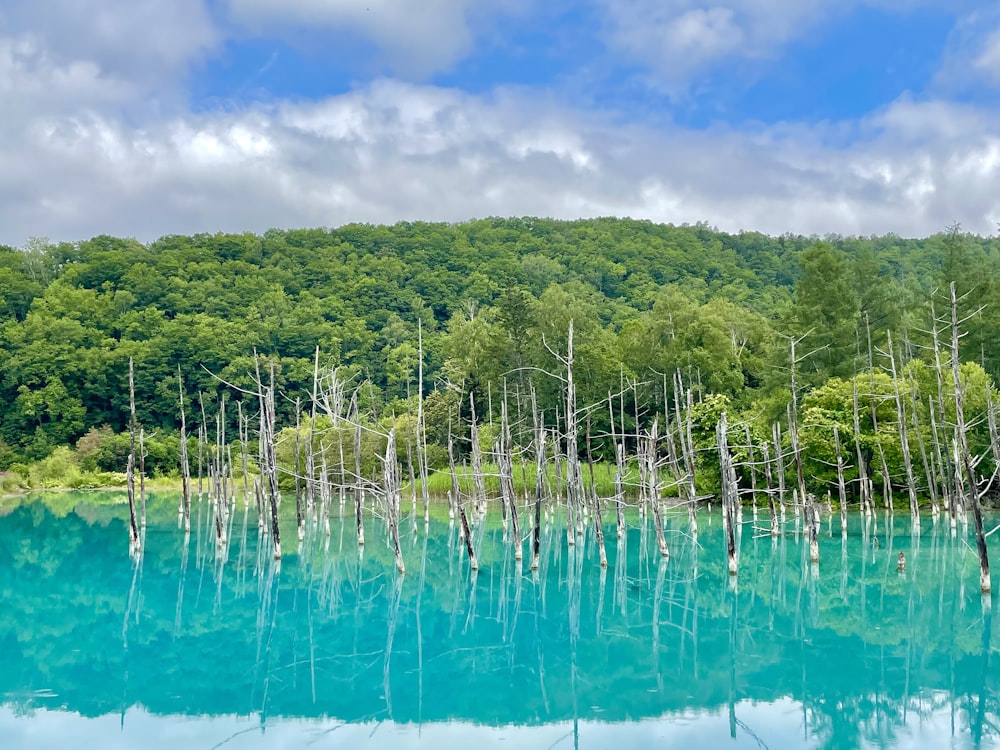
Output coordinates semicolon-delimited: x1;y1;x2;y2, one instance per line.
1;217;998;500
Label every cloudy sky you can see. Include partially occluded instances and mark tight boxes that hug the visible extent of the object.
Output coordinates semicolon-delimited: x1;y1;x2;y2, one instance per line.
3;0;1000;246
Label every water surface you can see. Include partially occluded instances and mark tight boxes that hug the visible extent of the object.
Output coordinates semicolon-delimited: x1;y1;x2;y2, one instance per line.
0;494;997;749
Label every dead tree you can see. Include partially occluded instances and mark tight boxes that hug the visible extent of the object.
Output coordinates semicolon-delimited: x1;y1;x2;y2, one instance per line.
468;394;488;517
717;412;738;575
350;392;365;546
885;331;920;523
670;372;698;534
450;431;478;571
907;364;939;518
531;392;545;571
852;377;873;518
762;440;779;537
417;322;431;523
382;429;405;574
771;422;787;519
138;427;146;530
255;357;282;560
126;358;140;551
586;415;608;567
563;320;582;545
833;425;848;535
499;393;522;560
948;283;991;592
177;370;192;532
644;420;669;558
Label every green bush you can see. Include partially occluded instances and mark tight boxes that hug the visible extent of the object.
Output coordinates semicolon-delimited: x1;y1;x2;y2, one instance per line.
27;446;82;489
0;471;26;494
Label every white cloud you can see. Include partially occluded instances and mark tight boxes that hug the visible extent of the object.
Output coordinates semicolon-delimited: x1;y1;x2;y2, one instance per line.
2;73;1000;246
0;2;996;247
0;0;217;92
226;0;529;77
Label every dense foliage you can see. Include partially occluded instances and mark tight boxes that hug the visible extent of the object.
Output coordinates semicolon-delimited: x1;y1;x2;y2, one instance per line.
2;218;999;499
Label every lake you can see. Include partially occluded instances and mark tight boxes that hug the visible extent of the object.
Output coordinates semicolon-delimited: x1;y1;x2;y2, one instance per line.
0;492;997;749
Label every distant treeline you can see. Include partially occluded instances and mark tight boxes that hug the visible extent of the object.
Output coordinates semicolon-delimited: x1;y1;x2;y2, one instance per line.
1;217;998;492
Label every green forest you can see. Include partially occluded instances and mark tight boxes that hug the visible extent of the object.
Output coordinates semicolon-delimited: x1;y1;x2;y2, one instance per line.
1;217;998;502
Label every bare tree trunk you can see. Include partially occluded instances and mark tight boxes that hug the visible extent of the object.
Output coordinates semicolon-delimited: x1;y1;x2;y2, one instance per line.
469;393;488;517
886;331;919;524
908;363;938;518
763;440;779;536
383;429;405;574
450;432;478;570
852;377;872;518
500;393;521;560
949;282;990;592
417;322;430;523
744;425;759;520
646;420;669;557
564;320;580;546
808;494;820;564
351;393;365;546
586;416;607;567
126;358;140;551
307;348;319;524
834;425;848;535
531;391;545;571
138;427;146;531
788;337;808;517
718;412;737;575
609;391;626;538
295;399;304;541
679;379;699;533
238;401;250;511
178;370;192;532
772;422;787;519
255;356;281;560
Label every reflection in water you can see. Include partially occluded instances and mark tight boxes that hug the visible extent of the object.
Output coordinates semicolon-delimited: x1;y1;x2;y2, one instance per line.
0;494;999;748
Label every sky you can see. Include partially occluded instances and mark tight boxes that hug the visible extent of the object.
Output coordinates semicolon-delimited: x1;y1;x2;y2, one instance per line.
3;0;1000;246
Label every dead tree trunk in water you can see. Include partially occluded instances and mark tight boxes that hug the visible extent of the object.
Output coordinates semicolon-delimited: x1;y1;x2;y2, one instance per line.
417;322;430;523
126;358;140;551
500;394;521;560
586;416;608;567
178;370;192;532
678;379;699;534
717;412;737;575
834;425;848;535
886;331;920;524
469;394;488;517
788;336;809;517
763;441;779;536
608;393;626;539
645;420;669;557
563;320;580;546
138;428;146;531
772;422;787;519
949;282;991;592
350;392;365;547
531;389;545;571
852;378;872;518
906;358;939;519
255;357;281;560
450;432;478;571
294;399;305;541
383;429;405;574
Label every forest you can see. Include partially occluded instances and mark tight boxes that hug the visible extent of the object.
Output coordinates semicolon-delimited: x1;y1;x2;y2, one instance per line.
1;217;999;511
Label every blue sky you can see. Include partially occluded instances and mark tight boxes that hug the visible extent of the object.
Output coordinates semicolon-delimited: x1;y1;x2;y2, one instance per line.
2;0;1000;245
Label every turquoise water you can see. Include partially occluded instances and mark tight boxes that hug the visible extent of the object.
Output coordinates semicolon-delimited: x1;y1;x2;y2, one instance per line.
1;493;998;749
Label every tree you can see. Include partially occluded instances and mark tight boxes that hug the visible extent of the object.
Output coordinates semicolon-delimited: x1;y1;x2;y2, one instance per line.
791;242;859;386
